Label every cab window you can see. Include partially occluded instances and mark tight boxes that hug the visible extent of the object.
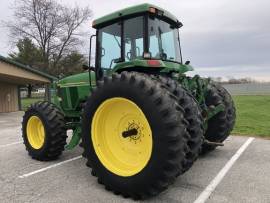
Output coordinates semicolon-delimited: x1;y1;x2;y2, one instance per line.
98;22;121;69
124;16;144;61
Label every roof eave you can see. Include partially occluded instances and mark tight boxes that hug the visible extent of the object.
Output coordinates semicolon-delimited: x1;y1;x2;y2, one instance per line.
0;55;56;81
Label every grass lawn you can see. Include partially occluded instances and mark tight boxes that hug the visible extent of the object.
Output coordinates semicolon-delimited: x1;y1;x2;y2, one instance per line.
21;95;269;138
232;95;270;137
21;98;44;111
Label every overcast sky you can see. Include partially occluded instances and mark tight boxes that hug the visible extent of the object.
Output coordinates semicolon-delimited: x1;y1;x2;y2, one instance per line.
1;0;270;81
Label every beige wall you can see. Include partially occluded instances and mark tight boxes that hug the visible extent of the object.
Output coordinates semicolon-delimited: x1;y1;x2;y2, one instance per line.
0;82;18;113
0;60;52;112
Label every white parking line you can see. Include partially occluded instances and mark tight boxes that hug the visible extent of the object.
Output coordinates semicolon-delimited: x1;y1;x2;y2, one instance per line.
194;137;255;203
0;141;23;148
18;155;82;178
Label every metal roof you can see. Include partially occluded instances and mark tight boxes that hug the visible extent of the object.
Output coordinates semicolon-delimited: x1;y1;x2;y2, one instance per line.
93;3;181;28
0;55;56;81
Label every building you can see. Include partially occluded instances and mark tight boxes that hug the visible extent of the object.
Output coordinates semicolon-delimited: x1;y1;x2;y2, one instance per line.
0;55;55;113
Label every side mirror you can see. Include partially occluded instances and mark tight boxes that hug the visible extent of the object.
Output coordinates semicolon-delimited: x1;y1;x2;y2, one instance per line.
82;64;95;71
185;61;190;65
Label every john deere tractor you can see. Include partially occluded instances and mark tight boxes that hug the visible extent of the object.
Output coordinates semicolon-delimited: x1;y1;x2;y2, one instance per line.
22;4;235;200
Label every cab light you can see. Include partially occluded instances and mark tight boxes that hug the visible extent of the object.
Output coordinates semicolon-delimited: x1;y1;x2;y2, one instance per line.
92;20;96;27
149;7;156;14
147;60;161;66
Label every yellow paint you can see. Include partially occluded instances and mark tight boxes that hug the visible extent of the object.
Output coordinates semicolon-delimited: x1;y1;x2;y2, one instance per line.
26;116;45;149
91;97;152;177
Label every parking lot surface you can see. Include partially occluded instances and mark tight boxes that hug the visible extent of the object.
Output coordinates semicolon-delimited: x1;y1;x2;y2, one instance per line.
1;112;270;203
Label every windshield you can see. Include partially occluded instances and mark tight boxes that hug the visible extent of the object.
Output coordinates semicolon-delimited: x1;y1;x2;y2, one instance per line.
97;16;144;70
148;17;182;63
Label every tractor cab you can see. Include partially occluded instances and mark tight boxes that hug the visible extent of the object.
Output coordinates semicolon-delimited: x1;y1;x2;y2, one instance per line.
90;4;187;80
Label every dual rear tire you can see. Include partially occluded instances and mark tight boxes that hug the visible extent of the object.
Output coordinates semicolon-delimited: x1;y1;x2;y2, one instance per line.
156;76;204;174
82;72;193;199
202;82;236;153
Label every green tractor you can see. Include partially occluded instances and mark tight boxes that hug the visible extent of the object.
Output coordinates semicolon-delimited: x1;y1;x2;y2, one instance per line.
22;4;235;200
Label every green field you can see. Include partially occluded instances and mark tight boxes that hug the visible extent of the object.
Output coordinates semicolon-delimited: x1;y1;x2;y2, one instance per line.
21;95;270;137
21;98;44;111
232;95;270;137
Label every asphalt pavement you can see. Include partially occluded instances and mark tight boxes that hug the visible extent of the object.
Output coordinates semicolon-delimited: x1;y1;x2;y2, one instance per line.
0;112;270;203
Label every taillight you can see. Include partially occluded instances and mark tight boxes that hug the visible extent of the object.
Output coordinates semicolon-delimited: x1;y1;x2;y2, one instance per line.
147;60;161;66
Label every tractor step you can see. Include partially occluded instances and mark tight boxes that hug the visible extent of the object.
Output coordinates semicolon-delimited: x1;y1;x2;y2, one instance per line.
204;140;224;147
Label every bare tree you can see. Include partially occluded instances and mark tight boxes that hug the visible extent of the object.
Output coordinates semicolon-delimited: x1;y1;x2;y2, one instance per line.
5;0;92;75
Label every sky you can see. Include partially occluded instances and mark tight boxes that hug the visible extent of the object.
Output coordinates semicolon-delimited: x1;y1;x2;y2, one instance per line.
0;0;270;81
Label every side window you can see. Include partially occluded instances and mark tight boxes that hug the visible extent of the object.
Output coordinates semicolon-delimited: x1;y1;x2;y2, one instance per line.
149;35;159;58
148;17;181;62
99;23;121;69
161;31;176;60
124;16;144;61
136;38;143;56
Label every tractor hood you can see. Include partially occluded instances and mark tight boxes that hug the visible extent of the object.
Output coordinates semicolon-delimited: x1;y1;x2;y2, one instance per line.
57;72;95;87
56;61;193;88
113;59;194;74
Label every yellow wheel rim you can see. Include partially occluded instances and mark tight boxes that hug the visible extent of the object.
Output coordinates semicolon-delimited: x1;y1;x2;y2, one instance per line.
91;97;153;177
26;116;45;149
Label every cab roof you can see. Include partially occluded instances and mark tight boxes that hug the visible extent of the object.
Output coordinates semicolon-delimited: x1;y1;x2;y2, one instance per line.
92;3;182;29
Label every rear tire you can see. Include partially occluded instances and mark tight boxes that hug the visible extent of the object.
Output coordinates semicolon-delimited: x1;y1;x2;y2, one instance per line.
82;72;188;200
157;76;204;174
202;82;236;153
22;101;67;161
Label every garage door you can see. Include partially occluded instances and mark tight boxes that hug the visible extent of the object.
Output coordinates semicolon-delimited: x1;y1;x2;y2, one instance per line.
0;82;18;112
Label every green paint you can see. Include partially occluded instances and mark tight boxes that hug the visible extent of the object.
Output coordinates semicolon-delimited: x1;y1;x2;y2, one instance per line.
65;126;82;150
177;75;225;130
93;3;180;28
58;72;95;87
178;74;210;104
113;59;193;74
51;72;96;119
113;59;165;71
207;104;225;120
161;62;194;73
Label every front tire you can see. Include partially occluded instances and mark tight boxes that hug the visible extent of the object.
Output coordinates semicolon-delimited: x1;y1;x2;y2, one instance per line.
82;72;188;200
22;101;67;161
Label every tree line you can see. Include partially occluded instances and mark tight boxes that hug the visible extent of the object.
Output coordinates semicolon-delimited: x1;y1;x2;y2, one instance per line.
5;0;92;77
211;77;259;84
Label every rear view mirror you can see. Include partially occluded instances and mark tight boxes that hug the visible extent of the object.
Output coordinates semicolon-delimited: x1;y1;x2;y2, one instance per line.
185;61;190;65
82;64;89;70
82;64;95;71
